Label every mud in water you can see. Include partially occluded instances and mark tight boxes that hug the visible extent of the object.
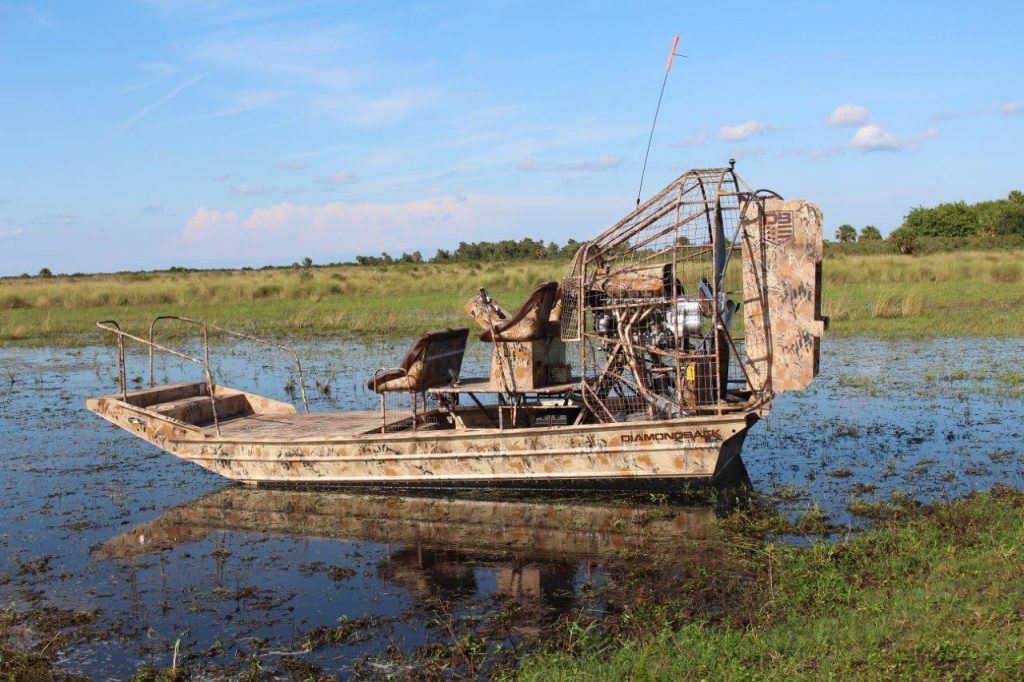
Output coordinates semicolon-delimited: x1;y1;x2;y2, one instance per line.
0;337;1021;678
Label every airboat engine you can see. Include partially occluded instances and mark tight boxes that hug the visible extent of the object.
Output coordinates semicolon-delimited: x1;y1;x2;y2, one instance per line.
558;166;825;424
665;298;704;339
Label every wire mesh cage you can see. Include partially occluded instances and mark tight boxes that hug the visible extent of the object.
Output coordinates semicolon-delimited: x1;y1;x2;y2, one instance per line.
559;167;768;423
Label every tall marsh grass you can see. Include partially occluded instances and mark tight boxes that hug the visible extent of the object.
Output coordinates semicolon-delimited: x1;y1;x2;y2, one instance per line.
988;262;1022;283
824;250;1023;285
2;249;1022;343
871;292;924;319
0;262;568;312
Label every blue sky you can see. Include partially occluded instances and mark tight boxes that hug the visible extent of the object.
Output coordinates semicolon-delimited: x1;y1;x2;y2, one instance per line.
0;0;1021;275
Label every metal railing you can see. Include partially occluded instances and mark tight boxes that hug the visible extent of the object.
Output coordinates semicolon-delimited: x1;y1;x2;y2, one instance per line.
96;320;225;434
96;317;310;436
147;316;309;412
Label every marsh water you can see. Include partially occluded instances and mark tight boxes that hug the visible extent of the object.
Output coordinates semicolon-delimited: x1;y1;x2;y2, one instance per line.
1;336;1022;679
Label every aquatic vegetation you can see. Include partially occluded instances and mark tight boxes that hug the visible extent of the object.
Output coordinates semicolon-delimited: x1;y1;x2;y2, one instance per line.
516;488;1024;681
0;606;102;681
303;615;385;650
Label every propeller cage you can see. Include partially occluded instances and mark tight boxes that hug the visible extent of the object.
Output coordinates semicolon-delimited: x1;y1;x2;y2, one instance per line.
560;167;768;423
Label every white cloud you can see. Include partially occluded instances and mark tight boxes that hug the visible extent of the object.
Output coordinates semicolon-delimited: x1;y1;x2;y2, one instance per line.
183;208;237;240
826;103;870;127
717;119;770;141
674;129;708;147
177;194;628;261
848;123;938;152
321;171;358;187
121;74;205;129
517;156;622;173
249;198;465;233
182;197;472;248
0;229;24;239
1004;101;1024;114
231;184;274;196
277;159;307;170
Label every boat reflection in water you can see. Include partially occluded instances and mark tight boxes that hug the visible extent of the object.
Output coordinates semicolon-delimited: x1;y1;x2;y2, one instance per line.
93;486;721;648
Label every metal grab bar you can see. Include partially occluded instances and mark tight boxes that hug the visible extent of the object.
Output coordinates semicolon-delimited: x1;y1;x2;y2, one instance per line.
96;320;223;435
147;315;309;412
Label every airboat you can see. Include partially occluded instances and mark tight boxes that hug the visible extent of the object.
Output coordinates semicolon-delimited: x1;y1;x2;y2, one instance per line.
86;166;825;490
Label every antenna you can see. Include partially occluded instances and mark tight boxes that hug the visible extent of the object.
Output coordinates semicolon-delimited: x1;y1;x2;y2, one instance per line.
636;34;683;207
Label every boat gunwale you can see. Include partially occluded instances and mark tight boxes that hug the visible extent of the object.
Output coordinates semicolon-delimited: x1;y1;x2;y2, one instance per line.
178;410;754;446
88;383;758;448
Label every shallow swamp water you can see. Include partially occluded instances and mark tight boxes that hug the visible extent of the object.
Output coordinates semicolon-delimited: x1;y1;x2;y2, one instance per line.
0;336;1022;679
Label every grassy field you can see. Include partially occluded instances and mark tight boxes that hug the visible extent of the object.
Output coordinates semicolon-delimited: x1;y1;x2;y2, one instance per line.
515;488;1024;681
1;250;1022;345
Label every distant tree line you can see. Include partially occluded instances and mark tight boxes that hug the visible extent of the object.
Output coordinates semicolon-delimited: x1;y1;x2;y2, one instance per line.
834;190;1024;252
354;251;424;265
353;238;583;266
891;190;1024;241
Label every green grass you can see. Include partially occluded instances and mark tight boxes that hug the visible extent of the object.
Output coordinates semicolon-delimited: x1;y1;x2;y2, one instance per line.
822;249;1024;338
515;488;1024;681
1;250;1022;345
0;262;557;345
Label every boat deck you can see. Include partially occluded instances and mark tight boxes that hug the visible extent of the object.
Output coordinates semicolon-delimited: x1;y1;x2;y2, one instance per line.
427;377;581;396
202;411;385;440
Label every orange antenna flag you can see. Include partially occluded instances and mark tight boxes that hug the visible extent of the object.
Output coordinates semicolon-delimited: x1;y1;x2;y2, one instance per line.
665;34;680;72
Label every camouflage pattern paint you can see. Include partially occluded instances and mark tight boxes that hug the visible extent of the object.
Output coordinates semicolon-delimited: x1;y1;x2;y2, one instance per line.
86;386;750;486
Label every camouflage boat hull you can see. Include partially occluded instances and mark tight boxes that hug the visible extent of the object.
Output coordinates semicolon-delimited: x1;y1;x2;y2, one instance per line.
86;384;754;490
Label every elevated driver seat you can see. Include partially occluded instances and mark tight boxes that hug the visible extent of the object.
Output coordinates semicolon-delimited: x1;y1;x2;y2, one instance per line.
464;282;565;391
471;281;559;342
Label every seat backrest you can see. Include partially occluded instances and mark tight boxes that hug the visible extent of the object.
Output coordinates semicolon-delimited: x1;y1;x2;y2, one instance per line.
403;328;469;390
481;282;559;342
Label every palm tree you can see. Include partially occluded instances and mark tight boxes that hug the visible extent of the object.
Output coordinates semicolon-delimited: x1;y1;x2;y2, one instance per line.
836;224;857;243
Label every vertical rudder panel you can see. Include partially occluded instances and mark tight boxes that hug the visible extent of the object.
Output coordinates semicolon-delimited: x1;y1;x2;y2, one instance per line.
742;198;825;395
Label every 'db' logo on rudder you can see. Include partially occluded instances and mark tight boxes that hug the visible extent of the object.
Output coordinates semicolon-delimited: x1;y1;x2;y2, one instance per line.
765;210;794;245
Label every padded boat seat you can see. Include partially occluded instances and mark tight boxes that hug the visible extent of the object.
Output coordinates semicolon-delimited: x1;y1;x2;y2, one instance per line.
367;328;469;393
479;282;559;342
